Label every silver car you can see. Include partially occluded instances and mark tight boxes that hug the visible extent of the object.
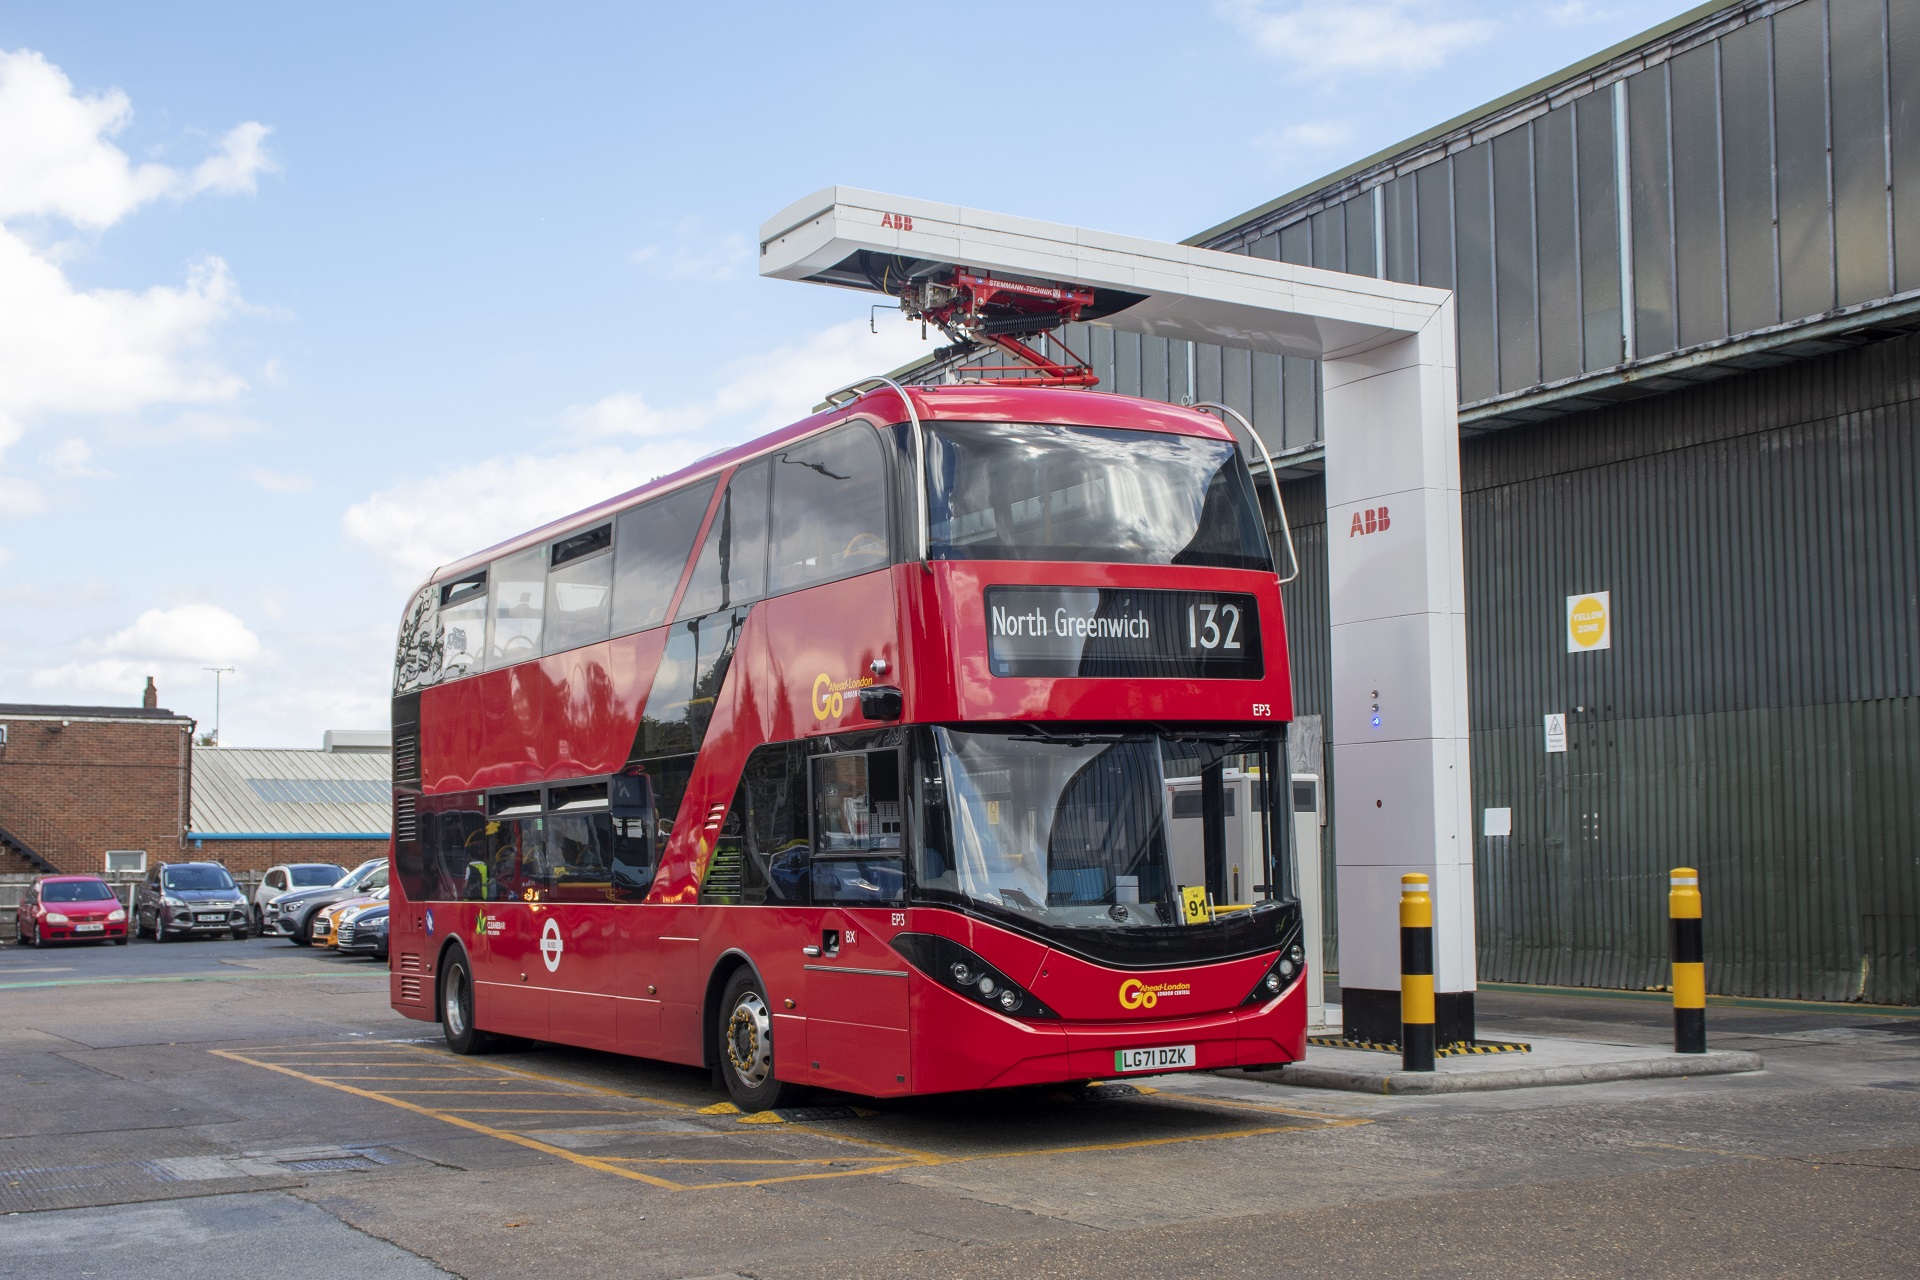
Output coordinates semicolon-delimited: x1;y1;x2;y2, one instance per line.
134;863;250;942
250;863;348;933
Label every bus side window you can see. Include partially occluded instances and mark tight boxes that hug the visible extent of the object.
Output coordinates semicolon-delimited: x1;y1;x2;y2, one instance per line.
703;742;809;907
487;547;546;667
608;773;656;902
394;583;440;693
611;478;716;636
545;813;612;903
676;461;769;621
811;749;904;904
543;523;613;654
438;571;487;680
768;424;891;595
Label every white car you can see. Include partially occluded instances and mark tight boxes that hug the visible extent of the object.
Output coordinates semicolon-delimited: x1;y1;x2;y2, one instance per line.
251;863;348;933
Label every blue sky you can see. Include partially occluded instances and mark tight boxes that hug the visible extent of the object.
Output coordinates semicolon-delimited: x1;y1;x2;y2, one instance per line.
0;0;1684;746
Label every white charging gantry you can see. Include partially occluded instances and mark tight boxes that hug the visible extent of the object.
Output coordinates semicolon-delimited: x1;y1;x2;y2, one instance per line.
761;186;1476;1042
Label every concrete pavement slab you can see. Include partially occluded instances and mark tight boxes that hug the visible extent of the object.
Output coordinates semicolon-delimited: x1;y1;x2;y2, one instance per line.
1249;1032;1763;1094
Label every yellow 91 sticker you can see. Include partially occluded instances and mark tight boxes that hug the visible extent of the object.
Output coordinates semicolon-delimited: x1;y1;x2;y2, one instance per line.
1180;886;1210;924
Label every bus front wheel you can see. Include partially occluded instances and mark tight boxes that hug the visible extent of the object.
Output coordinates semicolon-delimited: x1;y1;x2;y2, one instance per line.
718;967;799;1112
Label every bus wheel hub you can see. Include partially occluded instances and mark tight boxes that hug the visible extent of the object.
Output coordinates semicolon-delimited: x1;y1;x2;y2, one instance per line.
726;993;773;1086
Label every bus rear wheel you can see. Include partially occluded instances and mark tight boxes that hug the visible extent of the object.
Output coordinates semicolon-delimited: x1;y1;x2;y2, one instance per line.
441;951;510;1055
718;967;799;1113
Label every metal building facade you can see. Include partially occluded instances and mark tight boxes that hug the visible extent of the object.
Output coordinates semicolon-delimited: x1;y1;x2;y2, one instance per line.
923;0;1920;1001
1239;0;1920;1003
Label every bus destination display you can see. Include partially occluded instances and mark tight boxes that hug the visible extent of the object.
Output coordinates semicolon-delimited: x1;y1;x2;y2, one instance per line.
985;586;1263;679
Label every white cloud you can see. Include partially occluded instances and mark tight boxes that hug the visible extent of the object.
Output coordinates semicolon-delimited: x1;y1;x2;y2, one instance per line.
0;48;269;491
245;464;311;493
40;437;107;478
629;216;754;281
0;50;274;227
189;121;277;196
0;472;43;516
346;315;944;584
33;602;262;696
1214;0;1497;74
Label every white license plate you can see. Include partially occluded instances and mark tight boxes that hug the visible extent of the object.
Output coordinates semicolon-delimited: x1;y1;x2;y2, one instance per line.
75;923;104;932
197;914;226;922
1113;1044;1195;1074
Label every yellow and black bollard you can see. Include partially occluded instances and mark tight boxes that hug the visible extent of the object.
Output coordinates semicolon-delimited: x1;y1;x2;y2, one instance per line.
1400;873;1436;1071
1670;867;1705;1053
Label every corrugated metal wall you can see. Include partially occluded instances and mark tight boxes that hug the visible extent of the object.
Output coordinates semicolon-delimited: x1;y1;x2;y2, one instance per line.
1281;329;1920;1003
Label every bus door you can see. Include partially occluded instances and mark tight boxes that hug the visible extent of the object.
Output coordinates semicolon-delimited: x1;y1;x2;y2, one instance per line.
803;748;911;1094
607;774;662;1056
540;795;621;1053
468;808;548;1042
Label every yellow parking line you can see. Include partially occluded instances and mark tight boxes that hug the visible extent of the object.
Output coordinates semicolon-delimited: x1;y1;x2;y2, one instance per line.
371;1089;603;1096
216;1043;1365;1195
399;1045;699;1111
434;1108;636;1115
209;1049;686;1190
605;1155;905;1166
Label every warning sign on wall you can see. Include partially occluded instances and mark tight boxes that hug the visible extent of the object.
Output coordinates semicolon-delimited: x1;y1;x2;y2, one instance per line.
1566;591;1611;652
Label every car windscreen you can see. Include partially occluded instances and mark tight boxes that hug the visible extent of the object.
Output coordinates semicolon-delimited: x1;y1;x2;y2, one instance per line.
43;880;117;903
290;866;345;887
924;421;1272;569
163;866;236;892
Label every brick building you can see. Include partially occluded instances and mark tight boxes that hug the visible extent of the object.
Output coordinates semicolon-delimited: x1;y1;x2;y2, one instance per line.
187;730;391;873
0;687;195;876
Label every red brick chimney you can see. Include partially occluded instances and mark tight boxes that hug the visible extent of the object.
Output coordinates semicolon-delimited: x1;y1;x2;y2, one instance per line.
143;676;158;710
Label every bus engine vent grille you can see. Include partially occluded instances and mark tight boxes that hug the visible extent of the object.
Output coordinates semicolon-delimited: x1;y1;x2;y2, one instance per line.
399;975;422;1003
392;732;420;784
400;951;421;972
394;794;418;841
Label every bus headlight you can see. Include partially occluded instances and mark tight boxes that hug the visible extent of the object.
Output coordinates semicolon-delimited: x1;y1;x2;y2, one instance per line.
891;933;1056;1020
1244;945;1306;1005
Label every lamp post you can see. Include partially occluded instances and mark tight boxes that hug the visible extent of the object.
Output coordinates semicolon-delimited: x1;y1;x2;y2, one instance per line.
203;667;234;744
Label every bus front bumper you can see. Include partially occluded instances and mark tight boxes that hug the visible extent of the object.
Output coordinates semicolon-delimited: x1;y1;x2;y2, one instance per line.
906;969;1308;1095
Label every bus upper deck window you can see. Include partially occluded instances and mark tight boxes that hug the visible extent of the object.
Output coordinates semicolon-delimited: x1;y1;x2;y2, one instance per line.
487;547;546;666
544;523;613;654
438;571;488;679
768;424;891;594
611;479;715;636
677;462;769;622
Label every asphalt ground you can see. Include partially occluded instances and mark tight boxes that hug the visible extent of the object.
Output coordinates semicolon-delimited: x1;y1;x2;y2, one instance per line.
3;937;1918;1278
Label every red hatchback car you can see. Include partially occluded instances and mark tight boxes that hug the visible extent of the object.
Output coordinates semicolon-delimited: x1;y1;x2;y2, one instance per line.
15;876;129;946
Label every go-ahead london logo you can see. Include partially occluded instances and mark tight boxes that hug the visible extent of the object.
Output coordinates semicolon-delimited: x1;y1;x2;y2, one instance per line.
1118;977;1191;1011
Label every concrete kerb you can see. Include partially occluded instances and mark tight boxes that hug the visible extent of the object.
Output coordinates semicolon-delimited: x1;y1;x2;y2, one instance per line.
1235;1035;1764;1095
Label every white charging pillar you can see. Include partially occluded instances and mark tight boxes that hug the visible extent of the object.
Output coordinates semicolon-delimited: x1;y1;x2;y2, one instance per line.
760;188;1477;1042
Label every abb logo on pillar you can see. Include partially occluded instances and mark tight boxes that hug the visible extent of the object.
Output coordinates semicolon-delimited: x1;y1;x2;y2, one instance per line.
880;212;914;231
1348;506;1391;537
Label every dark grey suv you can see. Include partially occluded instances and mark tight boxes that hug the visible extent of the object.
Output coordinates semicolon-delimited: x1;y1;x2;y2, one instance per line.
134;862;250;942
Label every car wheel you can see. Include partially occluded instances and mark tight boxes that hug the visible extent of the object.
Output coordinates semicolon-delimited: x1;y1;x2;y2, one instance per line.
17;921;33;948
155;914;172;943
232;927;249;941
252;906;265;933
717;966;800;1113
292;913;315;947
441;951;509;1055
113;937;128;946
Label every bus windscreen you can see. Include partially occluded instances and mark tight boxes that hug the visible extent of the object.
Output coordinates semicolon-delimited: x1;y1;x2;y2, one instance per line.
924;422;1272;569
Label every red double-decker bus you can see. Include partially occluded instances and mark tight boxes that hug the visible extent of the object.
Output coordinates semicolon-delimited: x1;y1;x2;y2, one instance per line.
386;381;1307;1109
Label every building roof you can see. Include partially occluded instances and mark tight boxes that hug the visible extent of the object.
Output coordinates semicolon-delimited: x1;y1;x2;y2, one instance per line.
0;703;190;722
190;747;391;839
